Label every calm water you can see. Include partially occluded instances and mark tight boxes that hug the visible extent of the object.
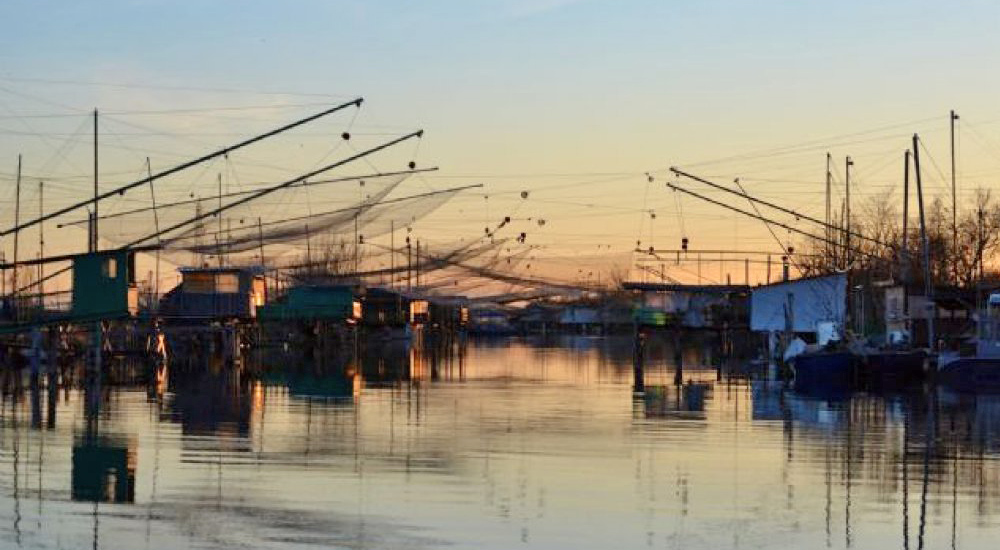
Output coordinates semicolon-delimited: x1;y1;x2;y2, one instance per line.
0;335;998;549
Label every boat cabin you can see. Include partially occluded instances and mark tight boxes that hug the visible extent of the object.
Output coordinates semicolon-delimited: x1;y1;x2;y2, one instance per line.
978;293;1000;358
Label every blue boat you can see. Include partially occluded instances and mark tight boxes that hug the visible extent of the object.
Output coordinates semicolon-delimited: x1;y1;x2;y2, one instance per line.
790;350;858;396
861;349;928;389
938;293;1000;392
937;358;1000;393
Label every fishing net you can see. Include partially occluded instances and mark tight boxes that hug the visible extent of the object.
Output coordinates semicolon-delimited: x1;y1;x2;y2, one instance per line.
77;171;462;266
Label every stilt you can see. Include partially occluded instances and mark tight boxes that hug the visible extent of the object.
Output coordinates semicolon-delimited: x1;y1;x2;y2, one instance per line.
633;324;645;395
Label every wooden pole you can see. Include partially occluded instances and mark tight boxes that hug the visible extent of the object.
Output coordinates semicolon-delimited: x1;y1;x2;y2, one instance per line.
845;156;853;269
257;217;266;299
913;134;935;350
147;158;160;299
38;180;43;308
902;150;911;323
13;155;22;312
950;110;959;285
218;173;223;266
826;153;832;261
93;109;99;252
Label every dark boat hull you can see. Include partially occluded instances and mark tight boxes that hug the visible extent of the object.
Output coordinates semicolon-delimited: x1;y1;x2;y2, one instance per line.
791;351;858;396
862;350;927;388
937;358;1000;393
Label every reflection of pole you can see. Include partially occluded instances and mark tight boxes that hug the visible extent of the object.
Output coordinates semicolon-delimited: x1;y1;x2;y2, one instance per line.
826;446;833;548
902;414;910;550
917;391;936;550
951;446;958;549
845;405;853;548
13;400;22;546
673;329;684;386
632;324;644;395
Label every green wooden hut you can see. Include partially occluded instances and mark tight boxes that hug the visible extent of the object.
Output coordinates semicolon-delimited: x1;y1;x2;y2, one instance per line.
257;284;360;322
71;249;138;320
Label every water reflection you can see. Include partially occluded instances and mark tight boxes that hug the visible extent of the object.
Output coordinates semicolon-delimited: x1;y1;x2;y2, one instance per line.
2;335;1000;547
71;436;136;503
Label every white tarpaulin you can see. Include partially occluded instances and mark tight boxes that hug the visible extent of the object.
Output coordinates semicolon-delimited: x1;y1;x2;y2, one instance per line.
750;273;847;333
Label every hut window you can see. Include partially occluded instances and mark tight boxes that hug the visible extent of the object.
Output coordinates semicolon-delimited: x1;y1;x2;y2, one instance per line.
183;272;214;293
102;258;117;278
216;273;239;293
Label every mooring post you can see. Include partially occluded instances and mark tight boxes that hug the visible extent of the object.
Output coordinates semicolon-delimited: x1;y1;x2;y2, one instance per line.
673;328;684;386
633;323;645;395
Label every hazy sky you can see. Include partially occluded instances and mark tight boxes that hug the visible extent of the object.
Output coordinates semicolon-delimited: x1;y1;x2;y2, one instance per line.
3;0;1000;286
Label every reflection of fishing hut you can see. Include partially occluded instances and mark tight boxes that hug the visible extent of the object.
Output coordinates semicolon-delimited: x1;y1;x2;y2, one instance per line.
642;384;710;418
71;436;137;503
170;369;253;438
159;266;265;321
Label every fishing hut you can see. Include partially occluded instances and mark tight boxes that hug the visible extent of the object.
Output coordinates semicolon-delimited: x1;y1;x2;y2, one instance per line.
624;282;750;330
516;302;561;334
71;249;140;320
468;306;516;335
159;266;265;322
258;284;361;323
360;287;410;329
426;296;469;333
257;284;362;348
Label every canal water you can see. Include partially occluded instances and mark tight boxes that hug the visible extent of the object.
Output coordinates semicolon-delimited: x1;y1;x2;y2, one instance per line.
0;335;997;549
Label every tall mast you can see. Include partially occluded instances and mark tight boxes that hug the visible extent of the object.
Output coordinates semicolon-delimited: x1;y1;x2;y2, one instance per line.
950;110;959;285
845;156;853;269
38;180;44;308
218;173;223;267
12;155;21;309
902;151;910;277
913;134;935;350
257;217;265;296
902;151;910;321
93;109;99;252
825;153;832;263
147;158;160;299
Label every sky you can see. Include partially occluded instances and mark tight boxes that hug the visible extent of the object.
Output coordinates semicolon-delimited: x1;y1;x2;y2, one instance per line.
2;0;1000;289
